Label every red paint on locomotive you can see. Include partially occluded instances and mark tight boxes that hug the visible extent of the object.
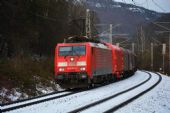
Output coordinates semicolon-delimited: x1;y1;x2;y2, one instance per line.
54;41;136;88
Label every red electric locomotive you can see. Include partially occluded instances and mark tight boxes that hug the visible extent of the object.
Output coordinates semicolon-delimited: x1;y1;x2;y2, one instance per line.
54;42;113;88
54;37;137;88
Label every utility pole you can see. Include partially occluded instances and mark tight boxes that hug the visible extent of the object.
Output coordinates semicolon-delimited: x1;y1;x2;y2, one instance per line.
45;0;50;16
95;24;121;43
86;9;91;38
162;43;166;73
109;24;113;44
140;26;145;68
153;22;170;74
140;26;145;57
132;43;135;53
116;43;120;47
151;43;153;70
169;33;170;73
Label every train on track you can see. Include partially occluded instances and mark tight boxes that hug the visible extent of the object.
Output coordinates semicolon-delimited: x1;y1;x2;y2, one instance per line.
54;36;137;88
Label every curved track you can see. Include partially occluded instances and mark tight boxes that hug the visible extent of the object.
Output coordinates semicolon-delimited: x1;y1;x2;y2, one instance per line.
0;79;128;112
1;89;82;112
69;71;162;113
103;72;162;113
1;71;161;113
1;90;69;107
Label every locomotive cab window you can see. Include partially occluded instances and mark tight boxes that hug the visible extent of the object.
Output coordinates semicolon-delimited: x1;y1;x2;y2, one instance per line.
59;46;86;56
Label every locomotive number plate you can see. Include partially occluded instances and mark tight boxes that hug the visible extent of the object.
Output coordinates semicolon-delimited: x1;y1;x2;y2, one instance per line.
69;62;76;66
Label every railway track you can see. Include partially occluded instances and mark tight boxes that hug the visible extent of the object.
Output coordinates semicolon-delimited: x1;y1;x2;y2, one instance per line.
103;72;162;113
1;89;69;107
69;71;162;113
0;78;121;112
1;71;160;113
0;77;124;112
0;89;82;112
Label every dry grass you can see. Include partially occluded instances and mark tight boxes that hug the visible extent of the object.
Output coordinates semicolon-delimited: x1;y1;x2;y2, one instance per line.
0;55;54;96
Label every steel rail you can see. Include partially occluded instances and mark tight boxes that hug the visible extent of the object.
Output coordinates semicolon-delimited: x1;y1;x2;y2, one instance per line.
69;71;151;113
1;90;68;107
0;77;121;112
1;90;80;112
104;71;162;113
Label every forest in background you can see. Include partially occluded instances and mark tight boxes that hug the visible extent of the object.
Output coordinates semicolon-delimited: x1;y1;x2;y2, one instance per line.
134;14;170;75
0;0;90;57
0;0;94;101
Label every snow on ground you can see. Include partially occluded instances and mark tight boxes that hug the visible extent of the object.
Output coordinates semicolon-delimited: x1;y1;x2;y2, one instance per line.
0;88;28;104
36;82;63;95
128;7;145;13
81;71;159;113
4;71;149;113
112;5;121;8
0;80;63;104
7;89;22;102
115;73;170;113
2;91;70;111
2;71;170;113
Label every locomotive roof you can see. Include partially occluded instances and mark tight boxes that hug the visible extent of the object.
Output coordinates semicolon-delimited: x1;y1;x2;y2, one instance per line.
58;42;111;50
89;42;110;49
64;36;101;43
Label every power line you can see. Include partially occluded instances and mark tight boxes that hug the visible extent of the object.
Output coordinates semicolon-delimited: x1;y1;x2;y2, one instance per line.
131;0;166;12
152;0;166;12
153;22;170;31
146;0;149;10
153;22;170;74
131;0;148;6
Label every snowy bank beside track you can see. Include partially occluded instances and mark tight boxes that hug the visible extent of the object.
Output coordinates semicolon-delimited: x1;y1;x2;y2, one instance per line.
3;71;149;113
115;72;170;113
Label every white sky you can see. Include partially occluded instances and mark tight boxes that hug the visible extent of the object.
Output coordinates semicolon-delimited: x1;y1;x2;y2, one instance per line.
114;0;170;13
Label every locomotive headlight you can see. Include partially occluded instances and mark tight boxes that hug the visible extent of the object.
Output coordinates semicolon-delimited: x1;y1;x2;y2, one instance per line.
59;68;65;71
80;67;86;71
77;61;86;66
58;62;67;67
70;57;74;61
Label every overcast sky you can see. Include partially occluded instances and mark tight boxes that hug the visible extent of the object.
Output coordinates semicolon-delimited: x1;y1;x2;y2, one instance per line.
114;0;170;13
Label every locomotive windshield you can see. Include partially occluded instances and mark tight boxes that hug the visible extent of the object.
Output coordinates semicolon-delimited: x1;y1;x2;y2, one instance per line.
59;46;86;56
